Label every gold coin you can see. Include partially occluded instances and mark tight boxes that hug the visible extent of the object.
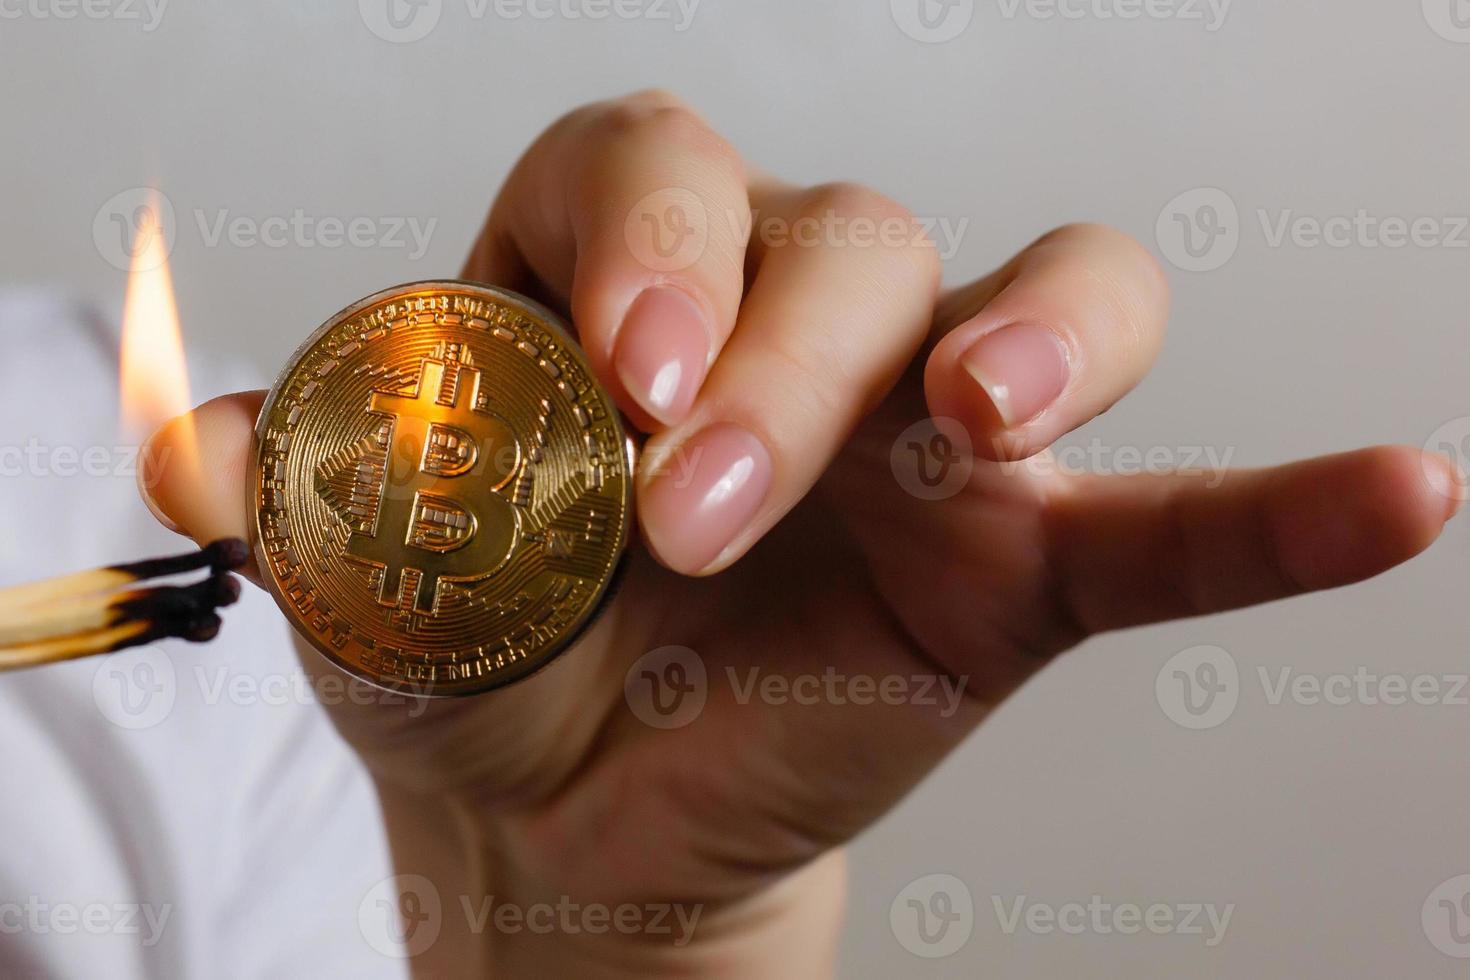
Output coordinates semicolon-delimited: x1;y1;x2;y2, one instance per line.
250;281;633;697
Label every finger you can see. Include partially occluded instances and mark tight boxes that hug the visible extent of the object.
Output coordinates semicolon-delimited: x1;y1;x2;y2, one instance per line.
139;392;262;571
925;223;1170;461
463;89;751;430
1049;446;1463;634
638;182;942;575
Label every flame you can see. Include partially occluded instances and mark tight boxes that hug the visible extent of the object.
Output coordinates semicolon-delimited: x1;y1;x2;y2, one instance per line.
119;192;194;449
120;190;198;501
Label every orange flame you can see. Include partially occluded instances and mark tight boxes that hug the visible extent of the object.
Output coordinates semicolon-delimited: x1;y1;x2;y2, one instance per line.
120;190;198;498
119;192;194;443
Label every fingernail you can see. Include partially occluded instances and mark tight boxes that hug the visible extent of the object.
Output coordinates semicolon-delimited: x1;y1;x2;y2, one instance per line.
614;286;711;426
1424;452;1467;521
642;423;772;573
136;430;184;534
959;322;1070;428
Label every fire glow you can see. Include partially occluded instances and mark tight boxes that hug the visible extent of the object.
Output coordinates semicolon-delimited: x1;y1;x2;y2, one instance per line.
119;190;195;455
0;194;246;671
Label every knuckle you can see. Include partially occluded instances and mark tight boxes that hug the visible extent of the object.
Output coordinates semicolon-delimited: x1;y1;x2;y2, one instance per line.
761;310;913;428
619;86;687;111
762;334;851;426
582;88;688;133
594;100;684;139
1036;221;1130;251
580;95;743;179
590;94;705;145
1037;220;1111;245
793;182;941;288
1041;222;1168;292
537;112;577;149
797;181;902;224
1034;223;1169;350
546;92;673;141
1076;222;1165;273
641;105;735;159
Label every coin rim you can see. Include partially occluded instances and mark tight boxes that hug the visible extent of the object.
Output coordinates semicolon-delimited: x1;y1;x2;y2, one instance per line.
249;279;636;699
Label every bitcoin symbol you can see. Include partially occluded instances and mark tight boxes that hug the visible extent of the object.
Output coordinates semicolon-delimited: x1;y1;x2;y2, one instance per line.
348;344;521;614
253;281;633;696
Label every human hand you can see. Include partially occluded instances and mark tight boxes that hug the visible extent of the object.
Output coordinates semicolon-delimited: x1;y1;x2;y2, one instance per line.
141;90;1461;978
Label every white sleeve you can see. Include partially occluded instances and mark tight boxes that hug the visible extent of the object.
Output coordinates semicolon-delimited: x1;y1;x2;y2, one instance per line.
0;291;405;980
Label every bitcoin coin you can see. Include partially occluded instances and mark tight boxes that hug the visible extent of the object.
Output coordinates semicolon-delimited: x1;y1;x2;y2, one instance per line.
250;281;633;696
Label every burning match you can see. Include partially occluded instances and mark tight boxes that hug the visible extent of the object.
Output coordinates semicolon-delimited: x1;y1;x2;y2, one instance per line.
0;190;243;673
0;540;249;671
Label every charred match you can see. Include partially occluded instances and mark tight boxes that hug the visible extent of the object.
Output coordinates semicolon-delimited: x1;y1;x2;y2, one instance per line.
0;539;249;671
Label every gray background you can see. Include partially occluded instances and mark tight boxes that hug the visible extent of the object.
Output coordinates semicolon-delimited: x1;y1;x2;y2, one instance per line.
4;0;1470;975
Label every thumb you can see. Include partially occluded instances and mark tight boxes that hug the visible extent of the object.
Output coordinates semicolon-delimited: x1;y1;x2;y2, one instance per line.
135;390;471;765
136;393;627;795
138;391;266;585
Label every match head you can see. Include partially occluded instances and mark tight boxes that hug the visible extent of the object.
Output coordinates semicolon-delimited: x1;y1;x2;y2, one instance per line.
205;538;250;572
211;573;243;608
182;611;223;644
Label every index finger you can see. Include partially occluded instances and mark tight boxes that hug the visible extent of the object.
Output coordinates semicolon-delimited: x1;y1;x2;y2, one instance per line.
463;89;753;431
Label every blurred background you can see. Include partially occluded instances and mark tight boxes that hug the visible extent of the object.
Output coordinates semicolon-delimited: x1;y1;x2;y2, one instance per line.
2;0;1468;975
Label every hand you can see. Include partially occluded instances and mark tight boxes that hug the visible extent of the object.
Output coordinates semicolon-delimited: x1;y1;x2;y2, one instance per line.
141;90;1462;978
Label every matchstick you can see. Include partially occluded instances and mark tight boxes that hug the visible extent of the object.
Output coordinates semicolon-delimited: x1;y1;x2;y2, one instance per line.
0;614;222;671
0;539;248;614
0;540;248;672
0;575;241;648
